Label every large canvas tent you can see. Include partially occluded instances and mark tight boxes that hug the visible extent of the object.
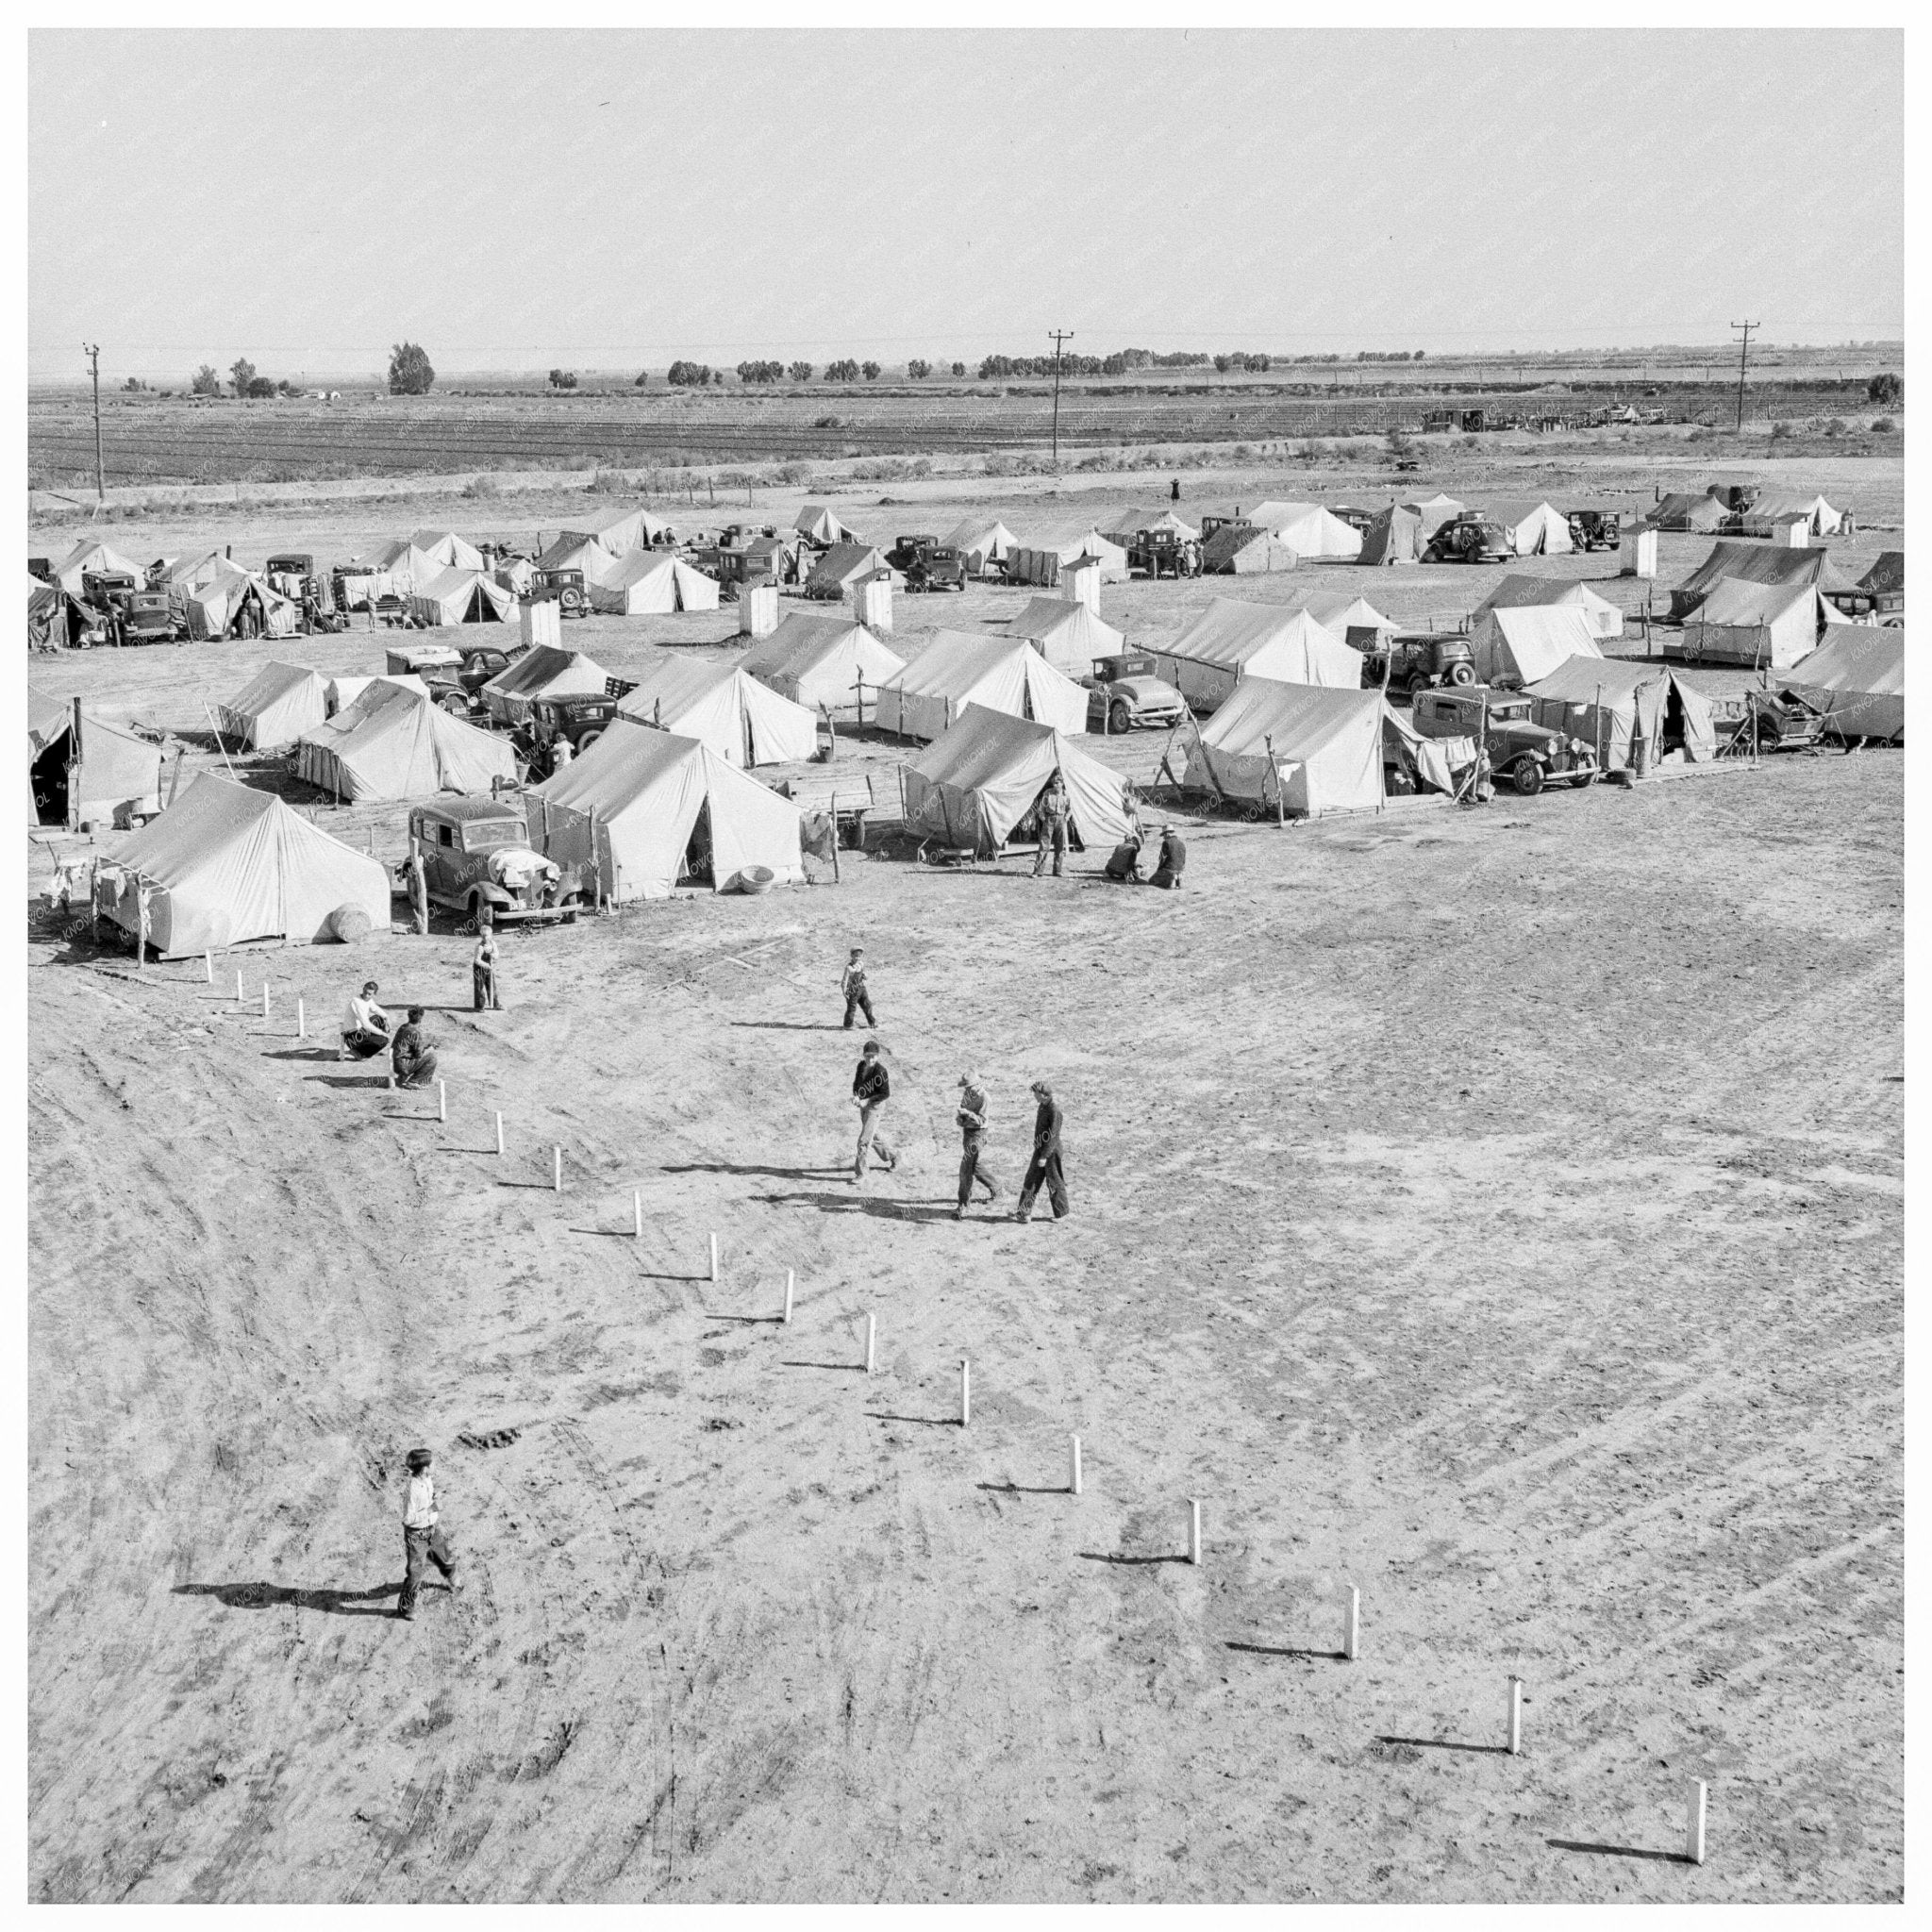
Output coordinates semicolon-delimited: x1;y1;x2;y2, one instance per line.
98;774;390;957
480;644;610;725
28;573;67;650
1203;524;1299;575
1681;579;1837;669
1741;494;1844;539
1525;657;1717;770
1669;539;1850;618
408;528;486;572
1474;574;1624;640
943;517;1018;575
902;705;1132;856
217;661;329;750
876;631;1088;742
355;540;444;597
409;566;517;627
1287;592;1398;645
1005;521;1130;588
530;720;804;900
615;658;818;767
28;696;167;831
1468;605;1604;686
1402;494;1465;539
803;542;891;599
556;506;675;554
1646;491;1729;533
1184;677;1456;816
534;533;620;580
737;612;906;716
1783;625;1905;741
52;538;145;597
185;564;300;641
1486;500;1574;557
1238;503;1363;560
1100;506;1201;546
795;505;862;547
1000;597;1126;675
295;680;516;801
1357;504;1426;565
1153;599;1362;711
589;550;720;614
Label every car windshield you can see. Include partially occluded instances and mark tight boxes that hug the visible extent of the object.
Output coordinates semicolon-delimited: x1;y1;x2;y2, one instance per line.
462;819;526;854
1491;702;1530;721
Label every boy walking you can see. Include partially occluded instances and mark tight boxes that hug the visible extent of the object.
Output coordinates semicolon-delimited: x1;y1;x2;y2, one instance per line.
396;1447;457;1620
841;946;875;1029
851;1039;898;1181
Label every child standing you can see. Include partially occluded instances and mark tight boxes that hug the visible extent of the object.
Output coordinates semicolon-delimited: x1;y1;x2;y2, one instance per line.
840;946;875;1030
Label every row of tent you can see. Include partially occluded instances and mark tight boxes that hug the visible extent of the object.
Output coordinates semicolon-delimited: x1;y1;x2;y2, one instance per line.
1645;490;1848;538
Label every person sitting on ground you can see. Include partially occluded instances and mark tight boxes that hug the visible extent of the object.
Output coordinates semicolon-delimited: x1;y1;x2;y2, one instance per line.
340;979;392;1059
391;1006;438;1089
1148;824;1188;891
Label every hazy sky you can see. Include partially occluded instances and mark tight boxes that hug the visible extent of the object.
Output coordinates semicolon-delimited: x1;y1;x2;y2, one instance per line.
29;28;1903;382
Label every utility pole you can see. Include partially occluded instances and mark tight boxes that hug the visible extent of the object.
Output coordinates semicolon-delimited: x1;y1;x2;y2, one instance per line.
81;342;105;505
1729;320;1758;432
1047;329;1074;471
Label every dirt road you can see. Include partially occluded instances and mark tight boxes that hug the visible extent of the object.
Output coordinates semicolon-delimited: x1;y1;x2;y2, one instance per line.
29;735;1902;1899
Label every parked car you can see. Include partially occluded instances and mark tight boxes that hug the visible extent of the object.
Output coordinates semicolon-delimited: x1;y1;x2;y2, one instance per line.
525;693;622;762
1424;517;1513;564
1564;510;1622;552
426;644;525;716
1362;632;1475;694
1127;531;1202;580
1740;687;1831;752
1083;652;1187;734
527;568;591;617
1410;686;1598;795
402;798;582;925
887;536;967;592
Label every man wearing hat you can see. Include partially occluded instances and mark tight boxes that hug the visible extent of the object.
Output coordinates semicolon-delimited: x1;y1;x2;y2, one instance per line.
396;1446;457;1622
851;1038;898;1182
954;1072;1001;1220
1015;1079;1069;1224
1149;824;1188;891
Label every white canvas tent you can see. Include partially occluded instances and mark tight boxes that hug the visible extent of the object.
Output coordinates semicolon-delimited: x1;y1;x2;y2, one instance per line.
1783;624;1905;741
1101;506;1201;546
1153;599;1362;711
615;658;818;767
1000;596;1126;675
795;505;861;546
27;697;166;831
1286;591;1398;644
1467;605;1604;686
1486;501;1575;557
409;566;518;627
557;506;674;555
1402;494;1466;538
943;517;1019;575
1525;656;1718;770
1185;677;1454;816
409;528;486;572
737;612;906;716
534;533;621;580
351;541;442;599
902;705;1133;856
1741;494;1845;539
185;564;300;641
1681;580;1836;670
216;661;328;750
1239;503;1363;560
52;538;146;597
876;631;1089;742
99;774;390;957
481;644;611;725
1474;574;1624;640
530;720;804;900
1005;521;1130;587
325;672;427;715
589;550;720;614
294;680;516;801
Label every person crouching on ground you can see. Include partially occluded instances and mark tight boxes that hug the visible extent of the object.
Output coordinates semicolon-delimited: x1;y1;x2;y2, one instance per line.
396;1446;456;1621
841;945;875;1029
1103;818;1146;882
391;1006;438;1089
340;979;391;1060
1015;1078;1070;1223
851;1038;898;1182
1149;824;1188;890
954;1072;1001;1219
473;923;501;1011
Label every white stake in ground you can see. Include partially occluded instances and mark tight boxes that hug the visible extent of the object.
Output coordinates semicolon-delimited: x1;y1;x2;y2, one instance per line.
1686;1780;1707;1866
204;951;213;985
495;1112;505;1158
633;1190;643;1240
296;998;306;1039
1507;1676;1524;1756
864;1313;876;1376
1188;1499;1203;1566
1070;1435;1082;1495
1342;1586;1361;1661
438;1080;446;1124
553;1146;562;1193
235;968;243;1003
261;983;270;1020
959;1359;970;1427
783;1270;794;1324
709;1233;719;1286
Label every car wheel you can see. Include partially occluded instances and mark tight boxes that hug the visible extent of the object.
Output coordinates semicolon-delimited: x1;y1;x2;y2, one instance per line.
467;890;486;924
1512;758;1544;797
1109;701;1133;735
1448;661;1475;687
576;728;602;752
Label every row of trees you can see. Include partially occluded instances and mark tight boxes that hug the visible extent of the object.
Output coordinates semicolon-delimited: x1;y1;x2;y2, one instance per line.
184;340;435;398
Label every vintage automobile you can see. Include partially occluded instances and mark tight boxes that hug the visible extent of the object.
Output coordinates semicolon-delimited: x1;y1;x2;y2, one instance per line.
1423;517;1513;565
527;567;591;617
1564;509;1622;552
1410;685;1598;795
1737;687;1832;753
525;693;622;766
886;536;967;592
1362;631;1476;693
425;644;525;716
264;552;341;626
402;797;581;925
1127;530;1202;580
1084;652;1187;734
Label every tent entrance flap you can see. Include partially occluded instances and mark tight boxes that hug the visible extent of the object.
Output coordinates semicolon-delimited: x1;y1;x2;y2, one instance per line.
31;739;70;827
682;801;715;888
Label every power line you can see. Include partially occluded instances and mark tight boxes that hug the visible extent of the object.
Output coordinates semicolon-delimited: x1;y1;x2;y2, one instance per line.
80;341;104;504
1047;329;1073;469
1730;319;1759;431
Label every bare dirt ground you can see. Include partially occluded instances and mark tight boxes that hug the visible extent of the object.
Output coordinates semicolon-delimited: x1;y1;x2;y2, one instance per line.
27;467;1903;1902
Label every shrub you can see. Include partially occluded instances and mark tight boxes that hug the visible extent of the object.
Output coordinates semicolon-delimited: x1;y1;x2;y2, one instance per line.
549;368;578;390
736;360;785;385
462;474;501;499
1868;372;1903;407
951;361;966;377
907;359;930;380
388;341;435;394
228;357;257;396
1769;420;1792;440
190;365;221;396
825;359;860;382
634;372;649;387
861;360;881;380
666;360;710;388
776;460;814;484
813;414;841;428
1872;416;1897;434
244;375;277;399
1824;417;1847;437
788;360;814;383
